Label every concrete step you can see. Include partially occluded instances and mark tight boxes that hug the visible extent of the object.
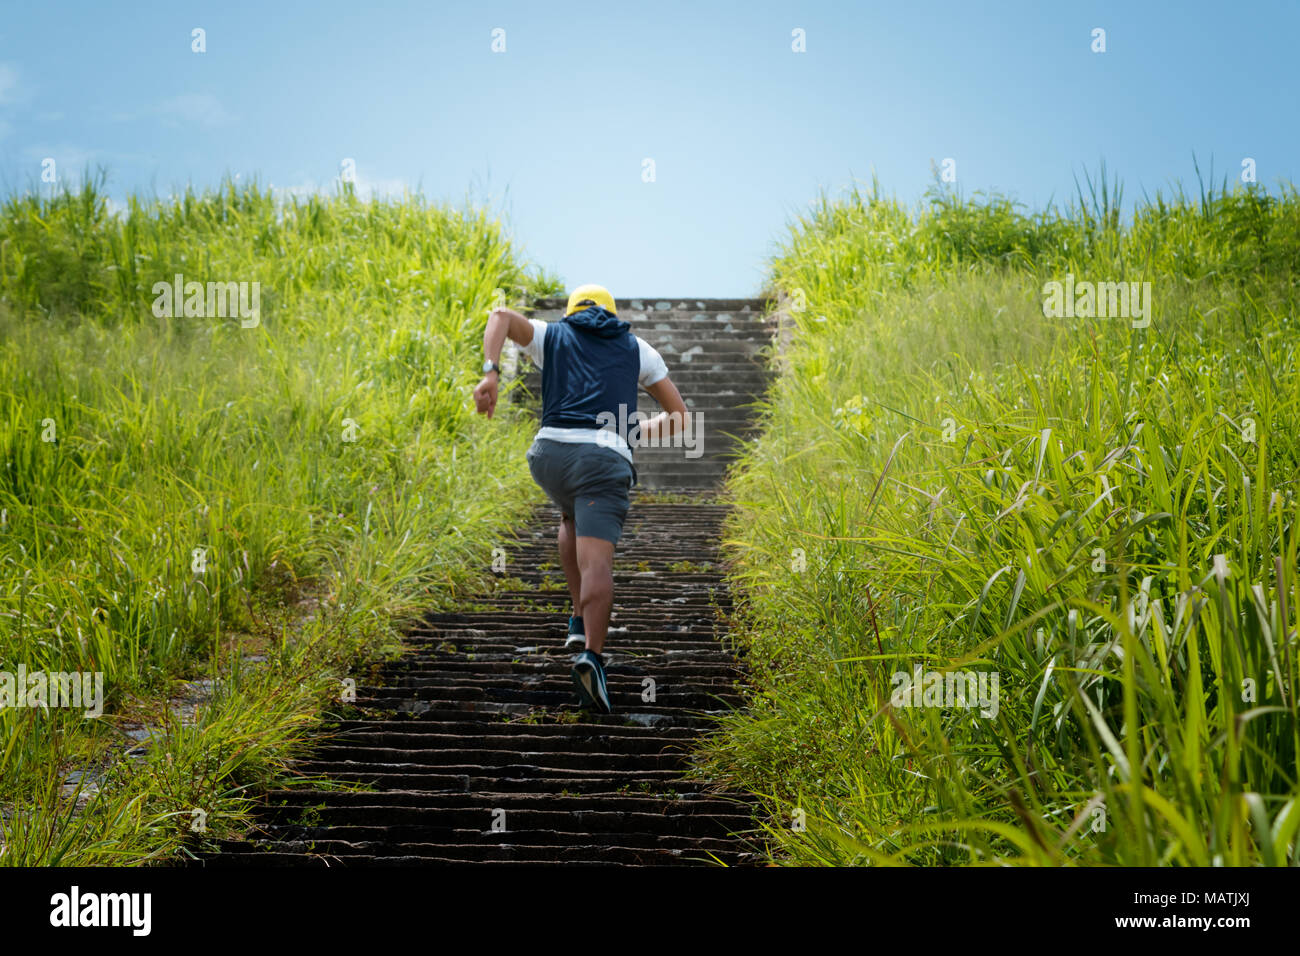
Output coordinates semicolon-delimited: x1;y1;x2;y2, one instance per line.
204;841;762;866
529;297;772;313
638;326;774;339
520;361;770;378
650;344;770;359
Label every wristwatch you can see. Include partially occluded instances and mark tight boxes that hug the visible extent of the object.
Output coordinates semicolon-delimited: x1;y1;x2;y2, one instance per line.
481;359;501;376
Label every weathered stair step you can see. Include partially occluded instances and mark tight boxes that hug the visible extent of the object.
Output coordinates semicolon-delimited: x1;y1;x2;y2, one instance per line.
319;706;726;730
284;767;717;791
301;747;703;772
270;773;727;796
220;831;752;856
261;805;755;836
205;841;760;866
370;675;743;694
259;790;754;815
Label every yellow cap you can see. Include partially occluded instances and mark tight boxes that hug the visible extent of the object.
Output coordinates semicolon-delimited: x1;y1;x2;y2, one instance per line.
564;284;617;316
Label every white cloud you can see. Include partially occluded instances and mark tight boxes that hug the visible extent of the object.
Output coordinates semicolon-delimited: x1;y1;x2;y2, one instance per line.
17;143;154;185
272;171;415;203
108;93;235;127
22;144;98;170
0;63;19;104
155;93;236;128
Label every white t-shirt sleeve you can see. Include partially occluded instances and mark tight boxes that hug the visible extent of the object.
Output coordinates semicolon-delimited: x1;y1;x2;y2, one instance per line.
637;336;669;388
516;319;547;367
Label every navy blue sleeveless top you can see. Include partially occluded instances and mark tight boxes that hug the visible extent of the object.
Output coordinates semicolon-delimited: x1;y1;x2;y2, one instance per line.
541;306;640;439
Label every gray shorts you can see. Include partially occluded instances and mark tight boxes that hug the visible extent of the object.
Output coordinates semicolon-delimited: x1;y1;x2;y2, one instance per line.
526;438;636;543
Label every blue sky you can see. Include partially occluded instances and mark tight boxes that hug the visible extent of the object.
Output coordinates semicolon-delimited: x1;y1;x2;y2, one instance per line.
2;0;1297;296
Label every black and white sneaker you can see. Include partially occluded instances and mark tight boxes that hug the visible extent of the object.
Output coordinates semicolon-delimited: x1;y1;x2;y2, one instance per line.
565;614;585;650
571;650;612;713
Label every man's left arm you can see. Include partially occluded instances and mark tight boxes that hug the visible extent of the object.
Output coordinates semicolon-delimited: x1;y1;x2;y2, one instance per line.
636;338;687;438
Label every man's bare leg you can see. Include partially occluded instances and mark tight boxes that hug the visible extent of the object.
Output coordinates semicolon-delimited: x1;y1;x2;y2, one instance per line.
557;515;582;614
576;535;615;654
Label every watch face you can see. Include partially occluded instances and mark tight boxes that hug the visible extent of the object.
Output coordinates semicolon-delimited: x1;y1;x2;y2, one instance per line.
482;360;495;373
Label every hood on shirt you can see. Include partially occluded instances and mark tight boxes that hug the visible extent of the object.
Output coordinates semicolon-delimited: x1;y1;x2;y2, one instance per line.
562;305;631;338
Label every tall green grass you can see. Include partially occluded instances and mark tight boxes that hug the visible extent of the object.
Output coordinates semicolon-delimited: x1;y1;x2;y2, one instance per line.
0;175;559;864
701;175;1300;865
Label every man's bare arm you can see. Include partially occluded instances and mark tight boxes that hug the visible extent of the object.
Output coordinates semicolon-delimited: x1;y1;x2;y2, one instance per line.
482;306;535;363
641;376;689;438
473;307;534;419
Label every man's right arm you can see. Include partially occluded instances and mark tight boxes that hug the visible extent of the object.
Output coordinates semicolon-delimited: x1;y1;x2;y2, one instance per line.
474;307;538;419
483;306;536;360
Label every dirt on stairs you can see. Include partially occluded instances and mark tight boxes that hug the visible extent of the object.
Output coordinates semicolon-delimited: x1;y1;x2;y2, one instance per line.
198;297;775;866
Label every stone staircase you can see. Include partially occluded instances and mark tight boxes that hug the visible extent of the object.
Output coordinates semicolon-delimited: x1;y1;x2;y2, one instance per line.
194;296;777;867
515;298;776;489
